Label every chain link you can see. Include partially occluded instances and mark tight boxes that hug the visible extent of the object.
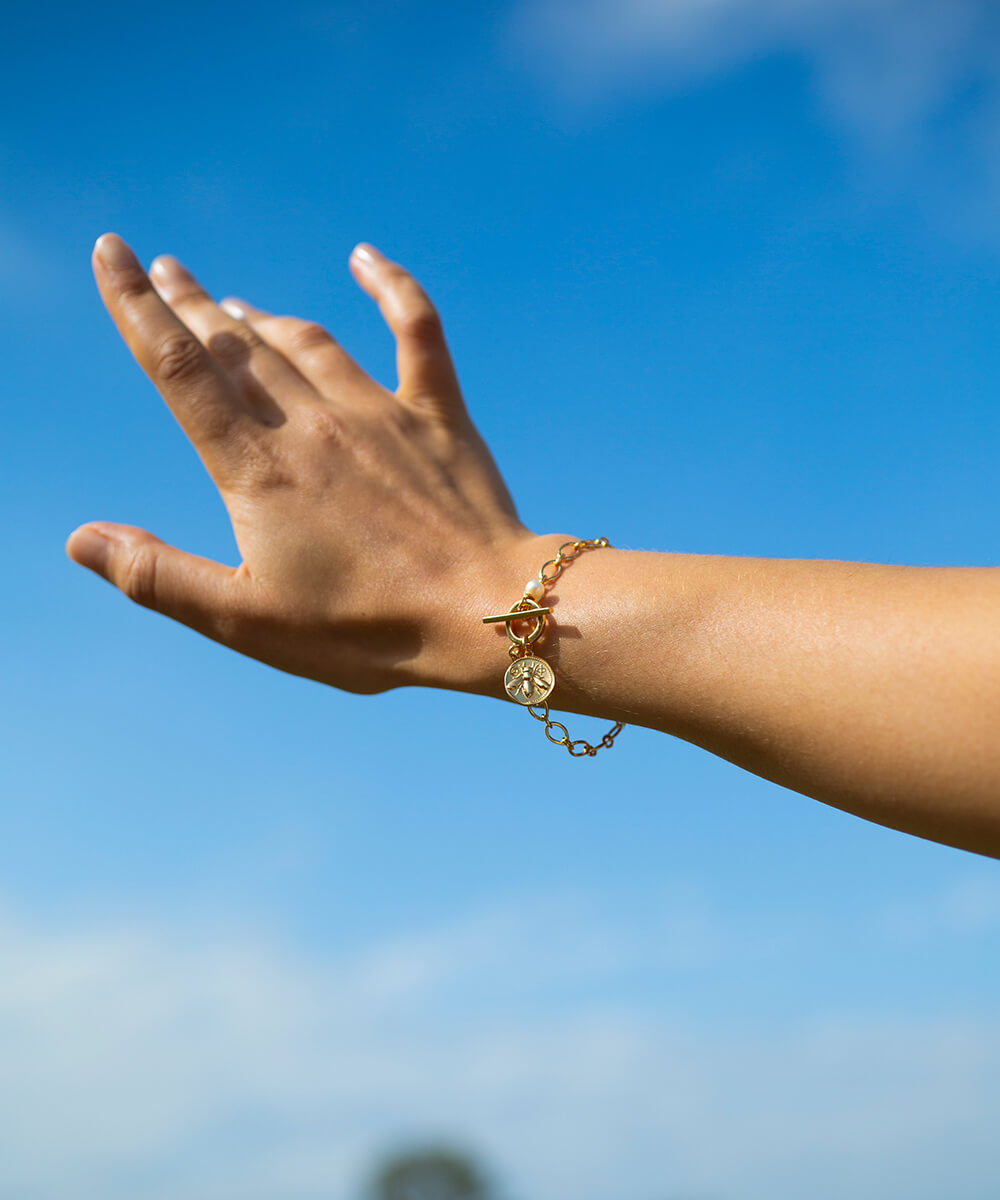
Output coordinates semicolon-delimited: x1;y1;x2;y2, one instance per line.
538;537;610;587
527;700;626;758
493;537;623;758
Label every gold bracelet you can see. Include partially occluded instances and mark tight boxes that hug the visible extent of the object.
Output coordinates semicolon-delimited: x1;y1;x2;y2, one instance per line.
482;538;625;757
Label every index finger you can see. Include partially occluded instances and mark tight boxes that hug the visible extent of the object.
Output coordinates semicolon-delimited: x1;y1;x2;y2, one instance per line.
92;233;257;466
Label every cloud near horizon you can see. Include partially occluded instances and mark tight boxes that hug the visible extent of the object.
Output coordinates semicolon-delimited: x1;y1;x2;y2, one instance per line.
0;887;997;1200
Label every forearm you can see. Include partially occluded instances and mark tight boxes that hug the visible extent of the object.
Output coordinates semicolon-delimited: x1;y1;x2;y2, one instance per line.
461;537;1000;858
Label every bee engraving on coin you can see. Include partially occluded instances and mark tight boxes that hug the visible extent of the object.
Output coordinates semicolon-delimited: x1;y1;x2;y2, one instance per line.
504;656;555;705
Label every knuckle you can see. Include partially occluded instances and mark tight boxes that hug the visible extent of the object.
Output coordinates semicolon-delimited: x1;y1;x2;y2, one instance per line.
285;320;336;356
384;264;414;287
397;303;443;343
403;389;459;424
153;332;207;385
225;437;297;497
114;263;154;300
207;327;259;368
298;404;346;446
280;319;336;350
118;545;159;609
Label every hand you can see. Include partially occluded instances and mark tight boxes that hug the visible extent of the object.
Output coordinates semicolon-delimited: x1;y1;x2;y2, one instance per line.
67;234;544;695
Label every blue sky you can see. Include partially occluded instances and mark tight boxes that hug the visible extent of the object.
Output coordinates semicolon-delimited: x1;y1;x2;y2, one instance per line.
3;1;1000;1197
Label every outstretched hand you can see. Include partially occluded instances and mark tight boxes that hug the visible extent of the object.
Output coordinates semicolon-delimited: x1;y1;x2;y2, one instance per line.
67;234;544;695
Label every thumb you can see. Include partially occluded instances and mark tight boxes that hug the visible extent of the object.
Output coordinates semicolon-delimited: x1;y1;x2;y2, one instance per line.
348;242;466;419
66;522;247;642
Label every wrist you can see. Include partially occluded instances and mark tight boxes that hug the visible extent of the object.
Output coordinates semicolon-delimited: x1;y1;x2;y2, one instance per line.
470;534;631;755
412;530;577;697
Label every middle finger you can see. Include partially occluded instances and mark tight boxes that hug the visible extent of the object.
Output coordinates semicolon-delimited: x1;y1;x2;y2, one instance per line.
150;255;316;424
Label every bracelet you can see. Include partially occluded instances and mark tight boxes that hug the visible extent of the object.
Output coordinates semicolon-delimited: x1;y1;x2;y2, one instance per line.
482;538;625;757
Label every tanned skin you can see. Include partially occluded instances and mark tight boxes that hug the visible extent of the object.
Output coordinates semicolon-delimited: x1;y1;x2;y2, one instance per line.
67;234;1000;860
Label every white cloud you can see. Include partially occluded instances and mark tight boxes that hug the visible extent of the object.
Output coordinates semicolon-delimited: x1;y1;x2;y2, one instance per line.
503;0;1000;228
0;893;997;1200
880;875;1000;941
505;0;989;131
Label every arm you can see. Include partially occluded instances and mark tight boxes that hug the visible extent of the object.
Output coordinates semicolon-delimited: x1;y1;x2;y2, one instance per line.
67;234;1000;859
480;544;1000;858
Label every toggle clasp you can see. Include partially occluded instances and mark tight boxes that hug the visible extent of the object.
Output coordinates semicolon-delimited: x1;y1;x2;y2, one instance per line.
482;600;552;647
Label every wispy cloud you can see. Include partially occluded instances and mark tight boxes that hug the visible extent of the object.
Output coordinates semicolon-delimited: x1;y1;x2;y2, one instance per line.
505;0;987;130
0;210;69;305
503;0;1000;228
0;891;997;1200
880;875;1000;942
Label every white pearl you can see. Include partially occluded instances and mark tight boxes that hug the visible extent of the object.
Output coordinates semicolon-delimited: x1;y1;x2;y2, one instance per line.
524;578;545;601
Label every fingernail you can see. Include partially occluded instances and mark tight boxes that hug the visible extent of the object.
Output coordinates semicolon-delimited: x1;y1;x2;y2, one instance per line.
69;526;114;575
352;243;378;266
220;299;246;320
94;233;139;270
150;255;191;283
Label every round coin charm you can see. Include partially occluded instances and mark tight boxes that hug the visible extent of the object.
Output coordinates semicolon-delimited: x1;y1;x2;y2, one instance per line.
504;655;555;705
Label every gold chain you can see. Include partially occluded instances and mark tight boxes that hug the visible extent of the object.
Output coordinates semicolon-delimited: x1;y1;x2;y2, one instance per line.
481;538;625;757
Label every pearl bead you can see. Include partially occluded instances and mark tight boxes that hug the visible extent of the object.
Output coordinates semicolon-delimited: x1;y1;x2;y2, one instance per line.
524;578;545;601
